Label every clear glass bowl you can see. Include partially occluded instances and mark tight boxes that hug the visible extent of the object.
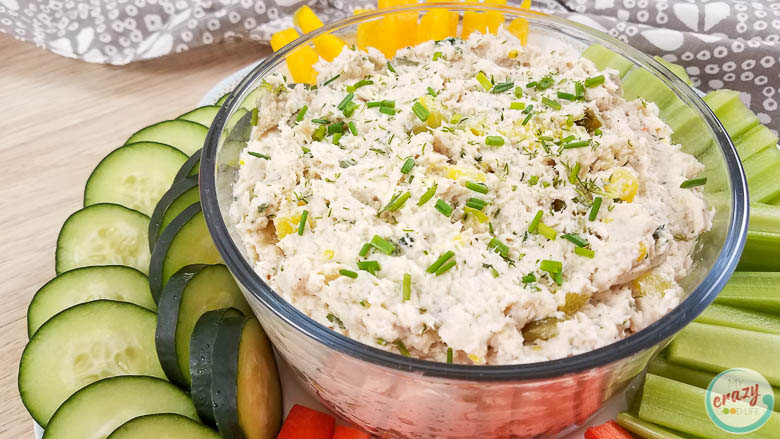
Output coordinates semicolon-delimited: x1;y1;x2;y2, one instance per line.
200;4;748;438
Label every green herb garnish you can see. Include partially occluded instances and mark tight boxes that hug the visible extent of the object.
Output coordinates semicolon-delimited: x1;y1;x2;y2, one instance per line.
433;51;444;61
540;259;562;274
359;243;372;257
485;135;505;146
327;313;346;329
487;238;509;258
342;101;357;117
680;178;707;188
562;139;591;149
537;222;557;240
584;75;605;88
427;250;454;273
466;181;489;194
574;247;595;258
427;86;438;97
402;273;412;301
387;191;411;212
542;97;561;110
557;91;576;101
562;233;588;247
295;105;308;122
528;210;543;233
339;269;358;278
394;339;410;356
379;106;396;116
348;121;358;135
522;273;536;283
297;210;308;235
589;196;602;221
510;101;525;110
337;92;354;111
400;157;415;174
357;260;381;275
491;81;514;93
465;197;487;210
446;347;453;363
387;62;397;74
435;259;456;276
476;71;493;90
370;235;396;255
412;101;430;122
312;118;330;124
250;107;258;126
321;74;341;87
327;122;345;134
418;184;437;206
435;199;453;216
248;151;270;160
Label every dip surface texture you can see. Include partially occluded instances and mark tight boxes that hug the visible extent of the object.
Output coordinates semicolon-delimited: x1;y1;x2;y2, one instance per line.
230;31;711;365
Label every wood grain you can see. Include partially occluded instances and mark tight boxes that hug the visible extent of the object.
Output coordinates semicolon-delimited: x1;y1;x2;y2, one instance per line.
0;34;272;437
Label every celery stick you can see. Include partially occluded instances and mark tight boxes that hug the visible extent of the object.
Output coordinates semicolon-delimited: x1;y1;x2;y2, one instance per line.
668;322;780;386
639;374;780;439
738;230;780;272
715;272;780;314
742;145;780;182
734;124;778;161
750;203;780;233
653;56;692;86
770;193;780;206
703;89;760;139
748;167;780;204
695;303;780;335
616;412;697;439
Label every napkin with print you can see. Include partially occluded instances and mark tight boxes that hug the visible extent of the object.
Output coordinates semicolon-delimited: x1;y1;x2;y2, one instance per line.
0;0;777;128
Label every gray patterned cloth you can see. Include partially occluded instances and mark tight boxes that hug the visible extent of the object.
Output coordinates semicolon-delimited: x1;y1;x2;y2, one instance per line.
1;0;778;128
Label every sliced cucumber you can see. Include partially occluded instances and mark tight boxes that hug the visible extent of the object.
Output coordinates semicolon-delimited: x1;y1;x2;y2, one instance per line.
56;204;150;275
703;89;759;140
216;93;230;106
156;264;250;387
148;176;199;250
27;266;155;337
581;44;633;78
735;124;778;161
108;413;219;439
148;203;221;302
84;142;188;216
44;376;198;439
174;149;201;181
177;106;220;127
125;120;208;156
161;185;200;236
239;87;262;112
212;317;282;439
20;301;164;426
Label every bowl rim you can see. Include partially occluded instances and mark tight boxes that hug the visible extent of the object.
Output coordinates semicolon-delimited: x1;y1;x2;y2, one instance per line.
200;3;749;381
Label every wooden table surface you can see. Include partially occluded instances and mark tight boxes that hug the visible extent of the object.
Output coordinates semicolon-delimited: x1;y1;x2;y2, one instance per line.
0;34;272;437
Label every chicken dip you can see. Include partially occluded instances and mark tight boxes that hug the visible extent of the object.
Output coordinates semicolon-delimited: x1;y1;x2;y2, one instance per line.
229;30;712;365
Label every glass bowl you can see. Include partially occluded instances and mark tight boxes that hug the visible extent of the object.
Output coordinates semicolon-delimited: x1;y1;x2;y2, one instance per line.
200;4;748;438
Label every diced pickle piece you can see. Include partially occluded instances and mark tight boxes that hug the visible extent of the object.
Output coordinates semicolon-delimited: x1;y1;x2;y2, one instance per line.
446;166;487;182
630;270;673;298
605;168;639;202
522;317;560;343
557;293;590;316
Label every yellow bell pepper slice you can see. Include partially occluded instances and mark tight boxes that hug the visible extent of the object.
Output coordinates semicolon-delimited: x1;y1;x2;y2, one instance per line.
292;5;347;61
507;0;532;45
293;5;324;33
461;11;488;39
416;9;458;43
270;28;299;51
270;28;320;84
380;11;418;58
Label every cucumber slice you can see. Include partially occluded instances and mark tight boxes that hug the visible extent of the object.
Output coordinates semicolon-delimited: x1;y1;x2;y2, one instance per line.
19;301;164;426
27;266;155;337
108;413;219;439
148;176;199;250
622;68;678;111
56;204;150;275
734;124;778;161
177;106;220;127
239;87;262;112
161;186;200;236
174;149;201;181
125;120;208;156
694;303;780;335
190;308;244;425
156;264;250;387
44;376;198;439
653;56;692;86
212;317;282;439
703;89;759;139
581;44;633;78
84;142;188;216
216;93;230;106
148;203;221;302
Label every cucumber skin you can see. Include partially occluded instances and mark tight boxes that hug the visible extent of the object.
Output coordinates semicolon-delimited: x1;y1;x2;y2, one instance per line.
155;264;208;387
189;308;244;426
148;176;199;251
148;202;202;303
108;413;219;439
211;316;249;439
125;120;208;156
175;149;202;182
177;106;220;127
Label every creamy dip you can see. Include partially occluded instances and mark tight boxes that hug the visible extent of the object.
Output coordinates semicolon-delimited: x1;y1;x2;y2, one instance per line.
229;30;712;365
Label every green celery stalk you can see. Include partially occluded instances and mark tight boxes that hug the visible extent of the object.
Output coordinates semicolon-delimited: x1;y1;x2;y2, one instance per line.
738;231;780;271
668;322;780;386
748;167;780;204
715;272;780;314
639;374;780;439
616;412;697;439
695;303;780;335
750;203;780;233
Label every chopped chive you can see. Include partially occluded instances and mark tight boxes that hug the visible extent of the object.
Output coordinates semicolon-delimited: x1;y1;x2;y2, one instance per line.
312;118;330;124
491;81;514;93
427;250;454;273
528;210;543;233
402;273;412;301
301;146;310;154
412;101;430;122
552;271;563;286
487;237;509;258
376;337;387;346
250;107;258;126
523;104;534;114
568;162;581;184
464;206;489;222
427;86;438;97
536;76;554;90
351;79;373;90
297;210;308;235
370;235;396;255
387;61;397;74
528;175;539;186
394;339;410;356
327;122;345;135
476;71;493;91
680;177;707;188
542;97;561;110
485;135;505;146
574;247;595;258
357;260;380;275
514;86;523;98
379;106;396;116
312;125;326;141
575;81;585;98
433;51;443;61
525;81;537;88
522;273;536;283
295;105;308;122
366;101;382;108
557;91;576;101
589;197;603;221
522;112;533;125
321;74;341;87
594;128;603;136
337;92;354;111
248;151;270;160
359;243;372;257
435;259;457;276
584;75;605;87
465;181;489;194
342;101;358;117
537;222;557;240
562;233;588;247
418;184;437;206
387;191;411;211
381;100;395;108
434;199;453;216
540;259;562;274
332;132;343;145
400;157;415;174
446;347;453;363
339;269;358;278
488;222;494;234
327;313;345;329
561;134;576;143
510;101;526;110
348;121;358;135
465;197;488;210
488;264;499;277
562;139;591;149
